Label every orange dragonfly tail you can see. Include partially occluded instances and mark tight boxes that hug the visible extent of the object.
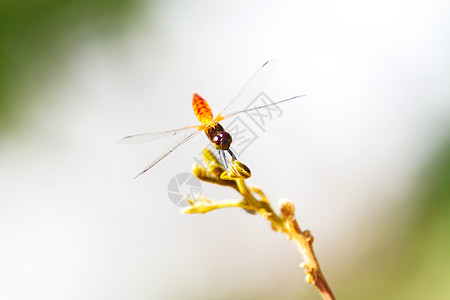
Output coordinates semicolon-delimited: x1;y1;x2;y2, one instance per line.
192;93;213;124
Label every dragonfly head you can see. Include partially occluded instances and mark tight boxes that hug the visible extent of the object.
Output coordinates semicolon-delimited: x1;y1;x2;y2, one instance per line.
212;131;232;150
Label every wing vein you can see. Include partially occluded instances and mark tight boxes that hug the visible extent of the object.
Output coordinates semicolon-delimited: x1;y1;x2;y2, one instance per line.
133;130;202;179
118;125;202;144
221;95;306;119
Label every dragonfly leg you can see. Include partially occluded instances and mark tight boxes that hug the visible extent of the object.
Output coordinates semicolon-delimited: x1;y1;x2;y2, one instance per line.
219;150;229;169
227;149;237;160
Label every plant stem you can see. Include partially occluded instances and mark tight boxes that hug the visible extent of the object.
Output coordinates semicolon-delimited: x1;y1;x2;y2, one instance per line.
183;149;336;299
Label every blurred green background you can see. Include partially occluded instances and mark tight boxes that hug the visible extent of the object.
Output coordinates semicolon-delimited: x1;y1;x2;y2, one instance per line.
0;0;449;299
338;139;450;300
0;0;141;132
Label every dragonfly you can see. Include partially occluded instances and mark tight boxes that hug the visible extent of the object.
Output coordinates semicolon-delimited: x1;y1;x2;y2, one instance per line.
118;60;305;178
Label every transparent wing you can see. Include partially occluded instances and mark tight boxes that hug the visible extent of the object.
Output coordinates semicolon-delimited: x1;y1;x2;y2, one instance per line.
220;94;307;120
216;60;278;120
132;128;203;179
117;125;203;144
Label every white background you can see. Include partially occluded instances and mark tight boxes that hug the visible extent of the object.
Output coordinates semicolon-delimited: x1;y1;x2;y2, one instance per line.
1;0;449;299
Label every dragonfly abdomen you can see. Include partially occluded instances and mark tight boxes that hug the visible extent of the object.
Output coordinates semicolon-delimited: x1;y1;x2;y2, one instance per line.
192;93;213;124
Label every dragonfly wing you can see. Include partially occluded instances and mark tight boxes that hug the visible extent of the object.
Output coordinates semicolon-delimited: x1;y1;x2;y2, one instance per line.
118;125;203;144
133;128;203;178
220;95;307;120
217;60;277;119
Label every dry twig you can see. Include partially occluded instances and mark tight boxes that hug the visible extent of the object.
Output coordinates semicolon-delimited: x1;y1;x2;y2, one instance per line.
182;149;335;300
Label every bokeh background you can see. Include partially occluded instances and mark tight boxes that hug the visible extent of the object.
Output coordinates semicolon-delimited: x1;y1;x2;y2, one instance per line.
1;0;449;299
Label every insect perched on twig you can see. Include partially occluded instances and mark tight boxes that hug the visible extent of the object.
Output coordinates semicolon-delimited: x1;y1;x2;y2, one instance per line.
118;60;305;178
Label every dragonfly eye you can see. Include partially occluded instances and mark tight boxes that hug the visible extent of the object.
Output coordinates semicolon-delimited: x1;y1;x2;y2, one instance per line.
212;131;232;150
